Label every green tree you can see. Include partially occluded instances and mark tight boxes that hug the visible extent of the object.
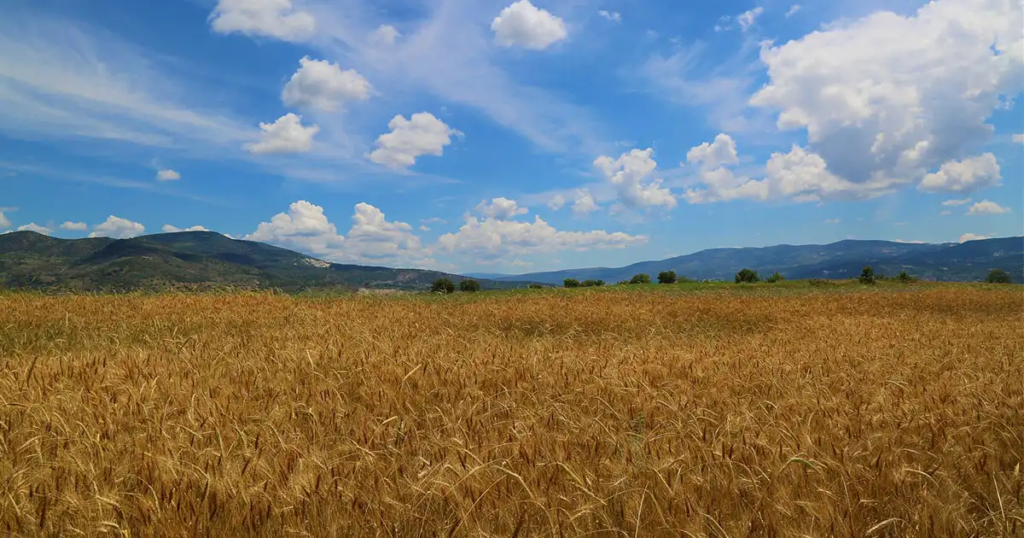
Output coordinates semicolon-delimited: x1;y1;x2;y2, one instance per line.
859;266;876;285
563;278;581;288
657;271;677;284
629;273;651;284
735;268;760;283
431;278;455;294
581;279;605;287
766;272;785;283
896;270;914;284
459;279;481;292
986;268;1012;284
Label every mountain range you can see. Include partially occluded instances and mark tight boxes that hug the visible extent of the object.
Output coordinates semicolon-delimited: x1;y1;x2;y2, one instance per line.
1;231;1020;292
0;231;529;292
471;237;1024;284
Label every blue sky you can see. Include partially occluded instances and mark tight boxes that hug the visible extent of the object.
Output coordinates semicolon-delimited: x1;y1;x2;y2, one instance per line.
1;0;1021;273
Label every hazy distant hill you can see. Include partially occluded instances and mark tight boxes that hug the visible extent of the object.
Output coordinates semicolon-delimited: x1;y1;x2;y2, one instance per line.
494;238;1024;284
0;231;533;292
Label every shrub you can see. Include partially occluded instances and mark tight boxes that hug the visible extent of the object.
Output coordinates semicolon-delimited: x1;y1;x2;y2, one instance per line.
629;274;651;285
859;266;876;285
459;279;481;292
657;271;677;284
735;268;760;284
431;278;455;294
986;268;1012;284
563;278;581;288
896;270;914;284
808;278;833;287
766;272;785;283
581;279;605;287
528;284;545;289
616;280;630;286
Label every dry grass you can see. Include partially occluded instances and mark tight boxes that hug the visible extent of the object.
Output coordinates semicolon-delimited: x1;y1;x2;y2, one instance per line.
1;287;1022;536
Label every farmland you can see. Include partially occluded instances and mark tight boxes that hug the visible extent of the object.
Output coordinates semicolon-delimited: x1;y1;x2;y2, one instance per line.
1;284;1022;536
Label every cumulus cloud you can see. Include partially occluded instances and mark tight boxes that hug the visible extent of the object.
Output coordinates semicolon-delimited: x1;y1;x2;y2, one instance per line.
282;57;372;112
684;137;906;204
156;169;181;181
89;216;145;239
786;5;801;17
16;223;52;235
959;233;989;243
246;113;319;155
372;25;400;46
162;224;210;233
475;197;529;220
572;189;599;216
598;10;621;22
492;0;568;50
437;214;646;258
1014;134;1024;143
737;7;764;31
942;198;973;206
686;133;739;170
59;221;88;231
918;154;1002;193
209;0;314;41
966;200;1011;215
0;210;9;229
246;200;428;265
594;149;677;210
368;113;459;169
547;194;566;211
751;0;1022;195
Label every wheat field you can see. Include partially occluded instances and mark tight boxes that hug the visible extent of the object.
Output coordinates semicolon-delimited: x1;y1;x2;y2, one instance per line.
1;286;1022;536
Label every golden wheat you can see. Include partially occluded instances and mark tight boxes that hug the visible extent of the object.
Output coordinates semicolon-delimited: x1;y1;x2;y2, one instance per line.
1;286;1022;536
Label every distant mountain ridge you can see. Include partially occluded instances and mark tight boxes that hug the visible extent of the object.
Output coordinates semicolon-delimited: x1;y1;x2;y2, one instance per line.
2;232;1020;292
0;231;534;292
491;237;1024;284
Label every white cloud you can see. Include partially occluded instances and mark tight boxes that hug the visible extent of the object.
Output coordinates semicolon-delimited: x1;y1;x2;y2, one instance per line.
0;211;9;229
942;198;973;206
17;223;52;235
895;239;926;244
686;133;739;170
940;210;952;216
786;5;801;17
594;149;677;210
246;113;319;155
372;25;400;46
751;0;1022;192
421;217;447;225
918;154;1002;193
59;221;88;231
547;194;566;211
282;57;372;112
684;140;905;204
966;200;1011;215
419;225;430;232
492;1;568;50
572;189;600;216
737;7;764;31
825;218;840;224
368;113;459;169
209;0;315;42
0;17;252;152
438;214;646;259
156;169;181;181
959;233;989;243
475;197;528;220
246;201;429;265
89;215;145;239
162;224;210;233
1014;134;1024;144
598;11;622;22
